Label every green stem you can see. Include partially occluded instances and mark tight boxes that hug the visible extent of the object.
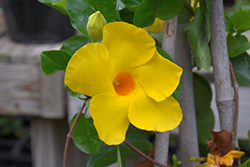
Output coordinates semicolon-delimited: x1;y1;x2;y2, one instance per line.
238;157;250;167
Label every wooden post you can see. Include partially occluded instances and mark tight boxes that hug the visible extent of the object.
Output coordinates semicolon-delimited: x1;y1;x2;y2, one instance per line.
31;117;88;167
154;16;178;167
175;24;199;167
210;0;234;133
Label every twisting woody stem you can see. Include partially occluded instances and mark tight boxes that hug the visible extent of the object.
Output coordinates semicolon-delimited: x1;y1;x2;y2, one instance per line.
124;140;167;167
229;60;239;150
63;101;86;167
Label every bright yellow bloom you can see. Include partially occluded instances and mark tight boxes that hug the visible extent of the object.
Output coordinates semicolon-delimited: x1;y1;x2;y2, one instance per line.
143;18;164;32
65;22;183;145
194;150;244;167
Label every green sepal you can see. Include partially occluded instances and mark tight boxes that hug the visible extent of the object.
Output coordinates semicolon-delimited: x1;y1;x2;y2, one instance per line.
86;98;91;109
64;84;81;97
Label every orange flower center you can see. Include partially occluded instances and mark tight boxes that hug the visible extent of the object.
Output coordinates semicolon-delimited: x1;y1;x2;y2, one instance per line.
113;72;135;96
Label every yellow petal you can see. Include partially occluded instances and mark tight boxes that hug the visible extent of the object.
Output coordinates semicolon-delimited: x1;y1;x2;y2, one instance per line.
130;51;182;102
90;93;133;145
223;150;245;159
128;83;182;132
221;150;244;166
102;22;156;72
64;43;115;96
207;154;220;167
143;18;164;32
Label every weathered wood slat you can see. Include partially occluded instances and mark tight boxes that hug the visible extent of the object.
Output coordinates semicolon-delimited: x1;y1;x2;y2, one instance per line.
0;63;39;115
0;34;66;118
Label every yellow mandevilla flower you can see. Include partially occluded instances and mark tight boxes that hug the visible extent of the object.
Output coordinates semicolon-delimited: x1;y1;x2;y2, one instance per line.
64;22;183;145
194;150;244;167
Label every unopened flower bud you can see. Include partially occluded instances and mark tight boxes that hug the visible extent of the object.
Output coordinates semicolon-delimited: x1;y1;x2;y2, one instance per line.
87;11;107;42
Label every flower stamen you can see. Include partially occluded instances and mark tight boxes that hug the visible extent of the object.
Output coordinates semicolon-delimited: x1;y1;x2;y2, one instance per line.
113;72;135;96
113;79;120;88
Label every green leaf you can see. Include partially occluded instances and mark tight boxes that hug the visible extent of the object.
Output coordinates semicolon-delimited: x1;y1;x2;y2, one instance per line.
230;34;250;58
38;0;67;14
240;5;250;12
52;0;66;6
199;0;211;44
66;0;120;36
133;0;184;27
87;134;152;167
196;108;214;145
61;35;90;56
119;8;135;24
225;21;234;34
184;8;211;70
156;47;182;99
193;73;214;145
121;0;143;11
232;9;250;31
224;11;234;20
193;73;212;117
227;33;238;57
117;146;126;167
70;113;102;154
224;10;234;34
41;50;71;75
178;6;192;24
171;154;181;167
231;52;250;86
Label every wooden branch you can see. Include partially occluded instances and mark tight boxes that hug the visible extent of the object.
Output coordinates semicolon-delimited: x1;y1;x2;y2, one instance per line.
154;16;178;167
229;60;239;150
63;101;86;167
175;23;200;167
124;140;167;167
210;0;234;133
